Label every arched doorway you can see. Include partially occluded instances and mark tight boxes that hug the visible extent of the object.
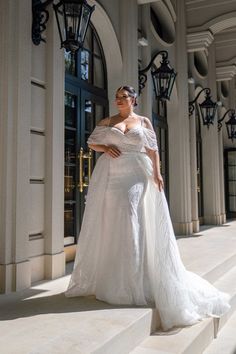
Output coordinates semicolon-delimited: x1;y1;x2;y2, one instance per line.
64;24;109;253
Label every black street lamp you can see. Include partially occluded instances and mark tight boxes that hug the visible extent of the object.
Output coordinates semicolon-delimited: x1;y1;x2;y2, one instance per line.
218;109;236;142
138;50;177;100
189;88;217;128
32;0;95;54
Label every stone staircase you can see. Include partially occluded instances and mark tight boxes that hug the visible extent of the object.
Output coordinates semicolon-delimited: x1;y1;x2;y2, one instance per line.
130;262;236;354
0;221;236;354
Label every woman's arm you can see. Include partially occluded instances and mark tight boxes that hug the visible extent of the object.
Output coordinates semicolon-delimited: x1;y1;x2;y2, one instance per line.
88;143;121;158
88;118;121;158
142;117;164;191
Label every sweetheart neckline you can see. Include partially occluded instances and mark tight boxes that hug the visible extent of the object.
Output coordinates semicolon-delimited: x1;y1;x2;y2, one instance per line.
95;124;155;135
110;125;142;135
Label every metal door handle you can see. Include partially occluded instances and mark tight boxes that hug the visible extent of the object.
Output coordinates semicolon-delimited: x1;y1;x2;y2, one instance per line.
78;147;93;193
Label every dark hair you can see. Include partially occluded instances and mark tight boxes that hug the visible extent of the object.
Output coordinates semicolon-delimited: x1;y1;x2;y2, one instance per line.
116;85;138;106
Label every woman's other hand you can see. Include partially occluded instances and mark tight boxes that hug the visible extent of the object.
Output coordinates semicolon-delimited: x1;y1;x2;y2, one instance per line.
154;174;164;191
104;145;121;158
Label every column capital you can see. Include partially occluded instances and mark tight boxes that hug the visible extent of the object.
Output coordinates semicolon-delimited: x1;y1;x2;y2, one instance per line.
187;30;214;52
216;65;236;81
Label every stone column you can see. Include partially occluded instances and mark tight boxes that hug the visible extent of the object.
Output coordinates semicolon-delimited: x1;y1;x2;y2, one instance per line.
201;43;222;224
120;0;139;92
188;74;200;232
168;0;193;235
218;105;226;223
218;77;236;223
139;3;152;119
44;8;65;279
0;0;31;292
229;77;236;110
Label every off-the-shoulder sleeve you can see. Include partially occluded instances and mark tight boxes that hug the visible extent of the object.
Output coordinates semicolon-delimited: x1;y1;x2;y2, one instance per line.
142;127;159;152
87;126;108;145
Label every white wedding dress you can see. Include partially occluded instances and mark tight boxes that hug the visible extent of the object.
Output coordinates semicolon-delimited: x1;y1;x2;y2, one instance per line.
65;117;230;331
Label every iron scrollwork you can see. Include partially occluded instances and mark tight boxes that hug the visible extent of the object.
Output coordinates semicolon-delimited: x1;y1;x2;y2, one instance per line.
32;0;53;45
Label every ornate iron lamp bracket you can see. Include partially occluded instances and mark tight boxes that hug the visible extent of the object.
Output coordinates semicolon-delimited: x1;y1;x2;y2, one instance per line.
189;88;211;116
138;50;168;96
218;109;235;132
32;0;54;45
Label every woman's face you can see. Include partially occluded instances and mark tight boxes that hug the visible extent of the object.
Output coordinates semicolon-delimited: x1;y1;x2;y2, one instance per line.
115;89;135;110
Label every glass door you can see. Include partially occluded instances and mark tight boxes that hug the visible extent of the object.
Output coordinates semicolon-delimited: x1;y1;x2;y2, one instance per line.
64;92;78;247
78;90;109;226
64;87;108;248
224;149;236;218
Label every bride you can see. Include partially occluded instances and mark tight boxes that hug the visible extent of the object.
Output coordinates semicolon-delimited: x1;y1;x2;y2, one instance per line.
65;85;230;331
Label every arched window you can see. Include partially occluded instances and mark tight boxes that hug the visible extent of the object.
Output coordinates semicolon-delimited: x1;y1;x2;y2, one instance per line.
65;23;107;92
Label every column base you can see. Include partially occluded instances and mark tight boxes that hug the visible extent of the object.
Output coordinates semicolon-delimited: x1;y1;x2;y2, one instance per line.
221;213;226;224
45;252;65;279
30;255;45;283
204;214;222;225
192;219;200;233
173;221;193;236
0;260;30;293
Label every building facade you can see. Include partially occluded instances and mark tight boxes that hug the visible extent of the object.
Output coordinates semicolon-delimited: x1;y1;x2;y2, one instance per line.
0;0;236;293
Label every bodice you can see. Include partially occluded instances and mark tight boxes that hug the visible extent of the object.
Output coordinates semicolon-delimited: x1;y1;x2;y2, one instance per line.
87;125;158;153
106;125;147;152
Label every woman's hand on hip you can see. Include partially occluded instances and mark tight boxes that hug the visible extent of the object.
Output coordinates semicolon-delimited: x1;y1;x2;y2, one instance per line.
104;145;121;158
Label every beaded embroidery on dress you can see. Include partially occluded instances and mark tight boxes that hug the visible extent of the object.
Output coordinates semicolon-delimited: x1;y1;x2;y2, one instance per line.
65;117;230;331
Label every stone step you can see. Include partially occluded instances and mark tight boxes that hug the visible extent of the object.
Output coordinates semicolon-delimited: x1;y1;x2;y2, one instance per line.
202;253;236;284
203;309;236;354
1;222;236;354
129;265;236;354
0;277;155;354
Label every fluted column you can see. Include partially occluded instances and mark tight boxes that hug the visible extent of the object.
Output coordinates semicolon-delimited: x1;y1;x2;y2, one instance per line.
168;0;193;235
0;0;31;292
188;75;200;232
44;7;65;279
139;3;152;119
120;0;139;92
218;105;226;224
201;43;222;224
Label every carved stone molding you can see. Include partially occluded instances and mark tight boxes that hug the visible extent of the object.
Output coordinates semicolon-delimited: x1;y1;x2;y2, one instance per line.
187;30;214;52
216;65;236;81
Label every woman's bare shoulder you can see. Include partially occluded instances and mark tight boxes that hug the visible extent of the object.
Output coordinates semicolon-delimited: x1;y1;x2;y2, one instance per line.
97;115;117;127
139;116;154;130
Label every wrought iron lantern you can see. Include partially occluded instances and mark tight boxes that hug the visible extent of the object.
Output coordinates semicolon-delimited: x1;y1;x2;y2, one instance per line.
226;113;236;142
189;88;217;128
218;109;236;142
139;50;177;100
32;0;95;54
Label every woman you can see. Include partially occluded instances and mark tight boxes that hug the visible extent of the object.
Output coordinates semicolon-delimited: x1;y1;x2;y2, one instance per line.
66;85;230;331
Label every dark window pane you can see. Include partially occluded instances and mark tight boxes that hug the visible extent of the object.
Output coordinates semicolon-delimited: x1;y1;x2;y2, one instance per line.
84;100;93;131
229;196;236;211
83;24;92;50
93;34;101;56
64;165;76;201
95;104;104;122
65;92;77;128
228;166;236;180
64;205;76;244
94;57;104;88
228;151;236;165
81;49;91;82
65;51;76;76
65;136;76;164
